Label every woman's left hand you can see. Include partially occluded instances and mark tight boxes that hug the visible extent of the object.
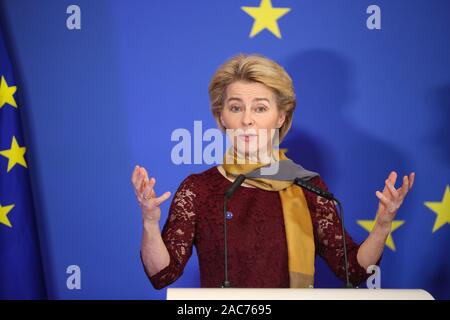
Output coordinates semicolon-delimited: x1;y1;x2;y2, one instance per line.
375;171;415;228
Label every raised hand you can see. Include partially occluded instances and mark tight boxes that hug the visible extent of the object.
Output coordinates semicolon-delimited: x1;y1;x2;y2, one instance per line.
131;165;171;222
375;171;415;227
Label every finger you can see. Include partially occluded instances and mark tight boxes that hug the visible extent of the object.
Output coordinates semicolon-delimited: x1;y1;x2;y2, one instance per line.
409;172;415;189
388;171;397;185
135;168;145;190
138;168;150;193
142;177;156;198
154;191;172;207
139;177;148;194
141;179;155;200
398;175;410;199
132;165;141;187
131;165;140;185
376;191;397;213
148;177;155;190
376;190;390;204
141;167;150;180
385;179;399;198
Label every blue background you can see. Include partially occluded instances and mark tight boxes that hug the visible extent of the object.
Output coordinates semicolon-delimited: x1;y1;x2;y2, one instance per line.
0;0;449;299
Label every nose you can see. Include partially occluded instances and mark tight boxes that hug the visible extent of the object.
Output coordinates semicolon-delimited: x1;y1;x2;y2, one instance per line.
241;109;254;127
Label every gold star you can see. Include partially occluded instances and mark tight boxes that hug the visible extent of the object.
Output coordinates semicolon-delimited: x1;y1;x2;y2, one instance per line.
424;185;450;233
357;219;405;251
0;75;17;109
241;0;291;38
0;203;15;228
0;136;27;172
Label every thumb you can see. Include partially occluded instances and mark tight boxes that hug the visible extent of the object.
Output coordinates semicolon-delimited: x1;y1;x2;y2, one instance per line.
155;191;171;206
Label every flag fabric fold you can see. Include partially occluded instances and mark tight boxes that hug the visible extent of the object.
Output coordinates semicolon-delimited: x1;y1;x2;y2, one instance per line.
0;25;46;299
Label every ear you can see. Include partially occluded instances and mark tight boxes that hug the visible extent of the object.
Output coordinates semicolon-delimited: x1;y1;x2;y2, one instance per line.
277;111;286;129
220;113;226;127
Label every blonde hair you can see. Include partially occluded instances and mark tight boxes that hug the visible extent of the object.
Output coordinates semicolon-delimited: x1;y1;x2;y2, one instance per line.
208;53;296;142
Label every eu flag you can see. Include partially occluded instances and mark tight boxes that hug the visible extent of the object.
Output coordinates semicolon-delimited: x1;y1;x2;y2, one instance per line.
0;25;46;299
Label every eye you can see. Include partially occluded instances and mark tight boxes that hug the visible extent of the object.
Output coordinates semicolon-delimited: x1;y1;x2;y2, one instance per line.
255;106;268;113
230;105;242;112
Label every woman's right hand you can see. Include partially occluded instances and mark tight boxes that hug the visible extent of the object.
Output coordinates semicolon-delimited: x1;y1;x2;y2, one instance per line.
131;165;171;222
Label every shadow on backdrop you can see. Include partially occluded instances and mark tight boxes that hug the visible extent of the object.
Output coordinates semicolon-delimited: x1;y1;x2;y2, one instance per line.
283;49;411;288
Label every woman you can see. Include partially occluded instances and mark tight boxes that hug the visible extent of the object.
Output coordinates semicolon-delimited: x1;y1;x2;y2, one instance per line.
131;54;415;289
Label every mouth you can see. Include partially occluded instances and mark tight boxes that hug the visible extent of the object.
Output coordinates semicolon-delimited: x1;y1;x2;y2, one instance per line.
238;134;257;142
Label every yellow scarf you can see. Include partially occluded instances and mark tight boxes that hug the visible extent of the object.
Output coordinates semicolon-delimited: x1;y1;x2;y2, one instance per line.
221;148;315;288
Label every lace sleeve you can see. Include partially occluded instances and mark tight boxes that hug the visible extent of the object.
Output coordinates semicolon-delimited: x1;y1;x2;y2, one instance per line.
145;174;198;290
309;177;377;286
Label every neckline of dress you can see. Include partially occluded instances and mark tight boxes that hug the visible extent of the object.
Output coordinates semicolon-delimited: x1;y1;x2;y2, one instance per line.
214;166;257;189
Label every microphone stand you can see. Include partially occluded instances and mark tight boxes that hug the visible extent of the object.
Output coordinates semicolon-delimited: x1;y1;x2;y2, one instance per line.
294;177;353;288
222;174;246;288
222;196;231;288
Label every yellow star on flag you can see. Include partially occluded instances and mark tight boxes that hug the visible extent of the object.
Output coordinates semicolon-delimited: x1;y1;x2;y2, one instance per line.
0;136;27;172
241;0;291;38
357;219;405;251
424;185;450;233
0;75;17;109
0;203;15;228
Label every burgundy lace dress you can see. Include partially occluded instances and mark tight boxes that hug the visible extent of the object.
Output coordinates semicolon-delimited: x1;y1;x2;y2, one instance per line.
143;166;373;289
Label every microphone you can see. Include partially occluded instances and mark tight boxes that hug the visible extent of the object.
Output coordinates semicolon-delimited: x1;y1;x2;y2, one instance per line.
224;174;246;198
294;177;353;288
222;174;246;288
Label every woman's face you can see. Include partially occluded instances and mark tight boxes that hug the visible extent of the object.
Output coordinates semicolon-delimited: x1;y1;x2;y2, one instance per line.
220;80;286;161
